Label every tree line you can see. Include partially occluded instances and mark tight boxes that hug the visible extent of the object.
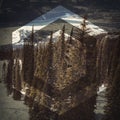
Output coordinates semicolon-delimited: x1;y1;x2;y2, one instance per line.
3;17;120;120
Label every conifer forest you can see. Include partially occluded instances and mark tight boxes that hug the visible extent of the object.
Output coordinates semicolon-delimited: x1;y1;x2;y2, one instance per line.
0;0;120;120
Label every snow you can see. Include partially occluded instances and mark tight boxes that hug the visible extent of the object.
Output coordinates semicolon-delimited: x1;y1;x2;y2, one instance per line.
20;89;26;95
97;84;107;94
0;61;29;120
25;86;29;90
12;5;107;44
95;83;107;120
16;30;72;46
0;83;29;120
107;34;119;39
46;30;70;42
18;59;22;71
13;59;22;71
62;16;106;36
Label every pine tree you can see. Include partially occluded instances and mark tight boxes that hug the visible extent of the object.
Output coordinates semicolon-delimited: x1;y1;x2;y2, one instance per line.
103;38;120;120
2;62;6;83
69;27;74;44
13;59;22;100
23;26;34;86
6;60;13;95
74;15;88;46
104;64;120;120
16;59;22;91
46;31;54;96
60;25;66;60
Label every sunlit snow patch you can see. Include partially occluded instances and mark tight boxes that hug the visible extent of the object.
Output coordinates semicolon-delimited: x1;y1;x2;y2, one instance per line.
97;84;107;94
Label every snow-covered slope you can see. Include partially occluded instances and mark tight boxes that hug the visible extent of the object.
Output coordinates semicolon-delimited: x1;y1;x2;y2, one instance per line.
12;5;107;44
0;61;29;120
